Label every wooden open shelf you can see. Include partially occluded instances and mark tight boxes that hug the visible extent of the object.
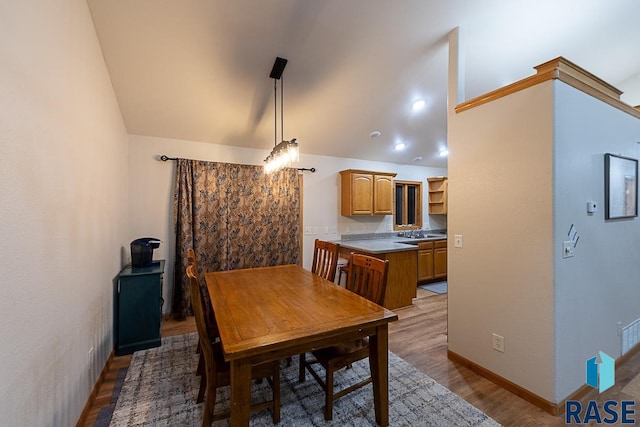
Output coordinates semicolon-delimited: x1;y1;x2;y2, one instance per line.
427;177;447;215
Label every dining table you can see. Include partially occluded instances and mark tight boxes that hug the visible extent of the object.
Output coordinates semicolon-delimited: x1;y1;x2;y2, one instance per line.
205;264;398;426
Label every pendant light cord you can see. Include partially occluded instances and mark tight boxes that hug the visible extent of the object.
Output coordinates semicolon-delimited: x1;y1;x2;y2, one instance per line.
281;75;284;143
273;79;277;147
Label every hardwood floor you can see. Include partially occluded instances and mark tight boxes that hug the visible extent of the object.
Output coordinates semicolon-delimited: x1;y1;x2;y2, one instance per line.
82;288;640;426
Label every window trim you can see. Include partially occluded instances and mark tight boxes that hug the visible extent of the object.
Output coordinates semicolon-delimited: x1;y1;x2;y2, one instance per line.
393;180;423;231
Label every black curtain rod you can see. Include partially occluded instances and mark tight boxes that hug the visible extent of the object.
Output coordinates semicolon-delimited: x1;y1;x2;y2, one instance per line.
158;155;315;173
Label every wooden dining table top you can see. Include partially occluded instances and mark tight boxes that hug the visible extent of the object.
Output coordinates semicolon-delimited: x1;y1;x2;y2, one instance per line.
205;264;398;361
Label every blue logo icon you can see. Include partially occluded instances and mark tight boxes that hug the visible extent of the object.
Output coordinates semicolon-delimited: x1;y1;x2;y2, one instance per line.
586;351;615;393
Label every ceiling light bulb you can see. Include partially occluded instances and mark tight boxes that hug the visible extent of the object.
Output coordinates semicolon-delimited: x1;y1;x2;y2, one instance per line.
439;148;449;157
412;99;426;111
394;143;406;151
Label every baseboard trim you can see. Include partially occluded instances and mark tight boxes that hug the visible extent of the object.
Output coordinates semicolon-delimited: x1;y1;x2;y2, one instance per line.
76;349;114;427
447;350;561;416
618;339;640;366
449;341;640;417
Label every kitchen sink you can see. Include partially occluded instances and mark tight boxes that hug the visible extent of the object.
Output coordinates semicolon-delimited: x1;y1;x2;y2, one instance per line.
396;235;446;245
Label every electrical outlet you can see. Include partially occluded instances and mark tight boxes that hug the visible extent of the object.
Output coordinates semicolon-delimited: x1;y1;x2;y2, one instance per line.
304;227;312;235
312;226;318;235
492;333;505;352
330;226;337;234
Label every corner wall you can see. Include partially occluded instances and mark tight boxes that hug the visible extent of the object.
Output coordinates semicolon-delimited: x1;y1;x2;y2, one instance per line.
449;73;640;404
448;82;556;401
127;134;446;313
0;1;128;424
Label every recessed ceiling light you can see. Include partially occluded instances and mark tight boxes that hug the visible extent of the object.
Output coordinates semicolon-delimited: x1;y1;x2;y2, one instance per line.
439;148;449;157
411;99;426;111
369;130;381;138
394;143;406;151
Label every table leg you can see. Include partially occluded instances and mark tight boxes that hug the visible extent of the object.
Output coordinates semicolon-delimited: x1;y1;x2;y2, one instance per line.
369;324;389;427
230;358;252;427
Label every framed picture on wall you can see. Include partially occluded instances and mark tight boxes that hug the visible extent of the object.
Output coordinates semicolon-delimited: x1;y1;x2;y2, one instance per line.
604;153;638;220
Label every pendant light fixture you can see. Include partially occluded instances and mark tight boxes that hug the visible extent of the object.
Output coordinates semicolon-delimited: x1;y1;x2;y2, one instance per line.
264;57;299;174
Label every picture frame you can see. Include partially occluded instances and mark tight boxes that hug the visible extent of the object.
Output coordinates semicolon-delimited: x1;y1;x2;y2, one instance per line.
604;153;638;220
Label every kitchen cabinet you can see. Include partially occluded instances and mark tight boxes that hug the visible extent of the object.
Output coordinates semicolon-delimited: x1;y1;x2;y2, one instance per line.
340;169;397;216
434;240;448;279
417;242;435;281
417;240;447;282
427;176;448;215
114;260;164;355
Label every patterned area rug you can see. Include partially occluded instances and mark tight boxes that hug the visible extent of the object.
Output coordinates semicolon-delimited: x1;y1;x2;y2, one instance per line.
109;333;500;426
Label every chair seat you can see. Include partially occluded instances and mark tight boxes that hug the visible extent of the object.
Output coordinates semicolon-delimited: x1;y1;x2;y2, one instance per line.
211;341;280;382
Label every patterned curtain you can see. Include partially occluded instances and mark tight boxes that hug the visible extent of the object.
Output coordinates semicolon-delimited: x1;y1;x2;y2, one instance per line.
172;159;300;320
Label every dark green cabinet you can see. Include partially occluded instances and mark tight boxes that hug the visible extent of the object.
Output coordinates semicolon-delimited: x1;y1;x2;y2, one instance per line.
114;260;164;355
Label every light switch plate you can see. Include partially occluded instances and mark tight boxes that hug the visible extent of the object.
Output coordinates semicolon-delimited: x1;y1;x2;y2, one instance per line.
563;241;574;258
454;234;463;248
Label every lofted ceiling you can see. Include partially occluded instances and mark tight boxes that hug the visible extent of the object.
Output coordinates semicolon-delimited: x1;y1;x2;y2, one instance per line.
87;0;640;168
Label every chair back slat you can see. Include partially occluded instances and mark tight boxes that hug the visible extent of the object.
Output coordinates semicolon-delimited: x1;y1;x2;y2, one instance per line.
311;239;340;282
187;264;212;352
346;253;389;306
187;260;219;340
187;248;198;276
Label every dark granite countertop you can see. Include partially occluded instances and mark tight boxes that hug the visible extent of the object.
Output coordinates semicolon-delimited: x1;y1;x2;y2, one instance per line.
335;233;447;254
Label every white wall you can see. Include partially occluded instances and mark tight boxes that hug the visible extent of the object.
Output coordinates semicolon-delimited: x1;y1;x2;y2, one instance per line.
0;0;127;426
618;72;640;107
128;134;446;313
553;82;640;399
448;83;557;401
0;1;128;425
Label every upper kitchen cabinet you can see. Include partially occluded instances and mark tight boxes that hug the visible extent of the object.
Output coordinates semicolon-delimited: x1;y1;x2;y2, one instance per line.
427;176;448;215
340;169;397;216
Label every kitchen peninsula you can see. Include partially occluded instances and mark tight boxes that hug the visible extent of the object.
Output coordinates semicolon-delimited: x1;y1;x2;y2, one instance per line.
336;232;447;309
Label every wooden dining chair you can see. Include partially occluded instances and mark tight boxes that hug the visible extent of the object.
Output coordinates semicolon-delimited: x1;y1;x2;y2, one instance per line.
188;248;217;404
284;239;342;366
310;239;340;282
187;265;281;425
298;253;390;420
